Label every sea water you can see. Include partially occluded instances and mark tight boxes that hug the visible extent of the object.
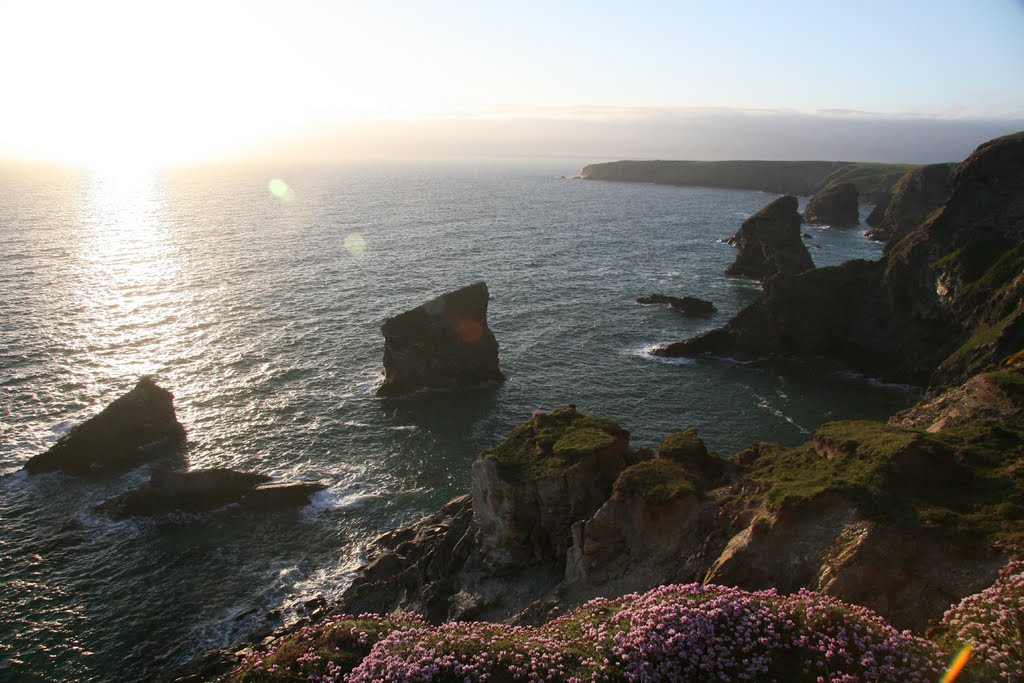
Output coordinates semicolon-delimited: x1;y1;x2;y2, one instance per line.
0;160;916;681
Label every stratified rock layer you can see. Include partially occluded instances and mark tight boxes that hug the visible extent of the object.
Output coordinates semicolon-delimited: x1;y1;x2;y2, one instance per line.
726;195;814;280
23;377;186;475
803;181;860;226
378;282;503;396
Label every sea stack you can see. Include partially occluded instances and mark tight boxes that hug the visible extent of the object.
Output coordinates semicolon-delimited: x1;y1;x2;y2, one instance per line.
23;376;187;475
378;281;503;396
803;181;860;226
726;195;814;280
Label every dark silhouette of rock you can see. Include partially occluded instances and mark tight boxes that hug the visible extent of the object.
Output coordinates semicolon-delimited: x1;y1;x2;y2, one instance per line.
803;181;860;226
635;293;715;316
23;377;186;475
654;131;1024;389
725;195;814;280
96;468;325;518
378;282;503;396
864;162;958;245
865;191;891;227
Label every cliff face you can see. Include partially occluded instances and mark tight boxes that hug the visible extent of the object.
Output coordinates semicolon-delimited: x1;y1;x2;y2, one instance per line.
865;162;958;244
802;181;860;226
579;159;915;200
725;195;814;280
655;132;1024;390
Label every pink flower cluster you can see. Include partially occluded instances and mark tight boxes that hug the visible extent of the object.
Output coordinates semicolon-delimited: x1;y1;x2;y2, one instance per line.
939;560;1024;682
343;584;942;682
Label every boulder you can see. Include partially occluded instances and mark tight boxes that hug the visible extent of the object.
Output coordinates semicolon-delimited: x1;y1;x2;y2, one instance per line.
23;377;186;475
725;195;814;280
635;293;715;316
96;468;325;517
378;282;503;396
864;162;958;244
803;181;859;226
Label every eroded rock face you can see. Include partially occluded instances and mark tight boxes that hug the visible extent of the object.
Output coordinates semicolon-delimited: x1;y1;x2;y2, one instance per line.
471;406;630;569
378;282;503;396
23;377;186;475
636;294;715;316
865;191;891;227
803;181;859;226
865;163;957;244
725;195;814;280
96;468;325;518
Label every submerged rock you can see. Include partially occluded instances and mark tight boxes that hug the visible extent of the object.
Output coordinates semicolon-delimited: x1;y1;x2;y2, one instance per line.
725;195;814;280
636;293;715;316
803;181;859;226
378;282;503;396
23;377;186;475
96;468;324;518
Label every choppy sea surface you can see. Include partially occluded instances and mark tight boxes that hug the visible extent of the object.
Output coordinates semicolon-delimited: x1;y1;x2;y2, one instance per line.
0;160;917;681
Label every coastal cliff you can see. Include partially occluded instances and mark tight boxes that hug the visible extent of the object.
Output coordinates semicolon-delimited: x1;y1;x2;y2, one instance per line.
579;159;915;202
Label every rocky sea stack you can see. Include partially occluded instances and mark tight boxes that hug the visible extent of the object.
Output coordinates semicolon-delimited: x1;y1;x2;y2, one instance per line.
726;195;814;280
635;293;715;316
802;180;860;226
22;376;186;475
377;282;504;396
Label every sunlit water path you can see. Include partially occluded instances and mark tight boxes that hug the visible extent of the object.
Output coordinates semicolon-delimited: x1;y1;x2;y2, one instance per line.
0;161;915;681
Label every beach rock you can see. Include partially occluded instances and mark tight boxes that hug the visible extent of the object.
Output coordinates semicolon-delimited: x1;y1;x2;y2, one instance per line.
96;469;325;517
635;293;715;316
378;282;503;396
242;482;326;511
865;191;891;227
725;195;814;280
864;162;958;244
471;406;630;569
803;181;859;226
23;377;186;475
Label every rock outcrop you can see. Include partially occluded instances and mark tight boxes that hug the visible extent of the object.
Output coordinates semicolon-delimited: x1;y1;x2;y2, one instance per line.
656;132;1024;389
802;181;860;226
97;471;323;518
864;162;958;244
378;282;503;396
635;293;715;316
865;191;891;226
725;195;814;280
96;468;325;518
23;377;186;475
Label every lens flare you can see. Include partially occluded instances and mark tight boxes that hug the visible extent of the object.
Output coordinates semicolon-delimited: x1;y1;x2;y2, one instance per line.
456;317;484;344
268;178;295;202
344;234;367;256
940;643;973;683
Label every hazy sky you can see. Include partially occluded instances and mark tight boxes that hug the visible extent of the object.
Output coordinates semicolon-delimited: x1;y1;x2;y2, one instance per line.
1;0;1023;165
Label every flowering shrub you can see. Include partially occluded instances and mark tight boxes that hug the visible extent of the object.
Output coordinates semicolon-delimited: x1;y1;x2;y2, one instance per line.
343;584;942;682
937;560;1024;682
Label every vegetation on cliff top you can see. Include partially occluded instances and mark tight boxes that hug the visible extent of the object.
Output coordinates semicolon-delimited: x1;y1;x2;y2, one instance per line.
613;459;697;502
480;406;626;482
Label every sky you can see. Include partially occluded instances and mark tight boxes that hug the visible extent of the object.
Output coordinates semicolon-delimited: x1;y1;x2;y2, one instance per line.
1;0;1023;166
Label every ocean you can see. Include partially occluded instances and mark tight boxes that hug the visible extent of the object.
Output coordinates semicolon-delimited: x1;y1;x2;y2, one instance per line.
0;160;917;681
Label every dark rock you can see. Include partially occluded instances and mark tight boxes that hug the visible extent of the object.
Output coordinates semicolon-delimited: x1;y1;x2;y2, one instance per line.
801;232;813;239
864;162;958;245
656;131;1024;389
97;468;271;517
865;192;891;227
725;195;814;280
803;181;859;226
23;377;186;475
378;282;503;396
241;482;326;511
635;293;715;316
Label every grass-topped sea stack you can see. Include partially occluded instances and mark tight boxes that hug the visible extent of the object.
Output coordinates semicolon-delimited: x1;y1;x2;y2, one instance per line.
377;281;504;396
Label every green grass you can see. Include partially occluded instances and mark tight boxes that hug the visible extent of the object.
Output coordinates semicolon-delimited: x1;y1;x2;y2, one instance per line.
614;459;698;502
481;406;626;483
743;418;1024;547
659;428;707;460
